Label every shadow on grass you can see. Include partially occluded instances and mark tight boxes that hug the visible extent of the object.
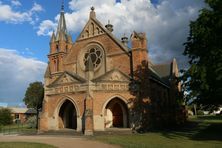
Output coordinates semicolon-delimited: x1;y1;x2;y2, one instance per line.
196;115;222;121
192;122;222;140
159;116;222;141
159;121;199;139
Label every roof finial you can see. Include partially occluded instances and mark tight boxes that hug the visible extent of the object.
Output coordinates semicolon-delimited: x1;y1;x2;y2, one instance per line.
90;6;96;18
91;6;95;11
105;20;113;32
61;0;64;12
121;33;128;45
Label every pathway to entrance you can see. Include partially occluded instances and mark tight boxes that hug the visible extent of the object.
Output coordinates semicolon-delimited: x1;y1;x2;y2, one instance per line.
0;135;120;148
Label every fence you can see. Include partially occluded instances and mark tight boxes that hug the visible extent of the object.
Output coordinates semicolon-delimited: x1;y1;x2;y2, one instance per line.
0;123;37;135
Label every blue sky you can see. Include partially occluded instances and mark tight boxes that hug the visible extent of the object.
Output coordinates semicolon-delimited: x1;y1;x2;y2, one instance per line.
0;0;205;106
0;0;68;62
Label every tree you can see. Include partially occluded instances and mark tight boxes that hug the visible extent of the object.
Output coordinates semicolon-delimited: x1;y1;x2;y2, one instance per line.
0;108;13;125
129;61;152;132
182;0;222;109
129;61;183;131
23;81;44;129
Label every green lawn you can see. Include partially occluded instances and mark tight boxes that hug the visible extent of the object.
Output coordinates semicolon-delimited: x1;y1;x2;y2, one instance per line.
0;142;56;148
93;115;222;148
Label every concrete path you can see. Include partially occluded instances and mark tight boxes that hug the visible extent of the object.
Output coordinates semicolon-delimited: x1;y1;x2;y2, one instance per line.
0;135;120;148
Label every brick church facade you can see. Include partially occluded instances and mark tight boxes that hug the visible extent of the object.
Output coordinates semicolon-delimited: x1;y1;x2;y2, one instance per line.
39;6;181;135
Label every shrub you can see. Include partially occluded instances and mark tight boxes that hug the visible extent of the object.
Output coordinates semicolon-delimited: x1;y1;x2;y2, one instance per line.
0;124;2;130
0;108;13;125
26;116;37;128
197;110;204;115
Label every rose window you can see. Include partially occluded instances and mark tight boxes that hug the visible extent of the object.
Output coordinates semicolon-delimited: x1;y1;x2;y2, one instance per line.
83;47;102;69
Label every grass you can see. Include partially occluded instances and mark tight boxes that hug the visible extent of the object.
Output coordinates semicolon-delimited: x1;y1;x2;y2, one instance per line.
93;115;222;148
0;142;56;148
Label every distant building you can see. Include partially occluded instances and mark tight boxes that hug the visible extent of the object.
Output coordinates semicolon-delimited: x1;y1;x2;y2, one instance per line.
0;102;8;108
40;4;181;135
213;106;222;115
9;107;36;123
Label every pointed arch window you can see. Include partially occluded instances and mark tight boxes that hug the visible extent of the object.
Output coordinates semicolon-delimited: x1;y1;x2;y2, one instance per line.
54;60;57;72
53;59;59;72
56;44;59;52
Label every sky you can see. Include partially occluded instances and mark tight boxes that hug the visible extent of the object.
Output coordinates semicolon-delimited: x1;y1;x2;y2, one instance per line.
0;0;205;106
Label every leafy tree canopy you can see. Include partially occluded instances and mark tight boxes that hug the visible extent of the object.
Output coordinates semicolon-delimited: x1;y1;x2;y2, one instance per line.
23;81;44;110
0;108;13;125
182;0;222;107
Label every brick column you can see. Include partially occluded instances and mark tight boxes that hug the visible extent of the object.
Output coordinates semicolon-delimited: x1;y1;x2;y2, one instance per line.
84;96;94;135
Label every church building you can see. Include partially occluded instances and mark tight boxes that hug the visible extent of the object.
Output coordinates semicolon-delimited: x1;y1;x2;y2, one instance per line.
39;5;181;135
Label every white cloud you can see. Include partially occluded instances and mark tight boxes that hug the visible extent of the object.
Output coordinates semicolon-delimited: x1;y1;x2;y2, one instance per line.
68;0;116;11
11;0;21;7
0;48;47;104
0;4;31;23
0;1;43;24
37;20;57;36
31;2;43;12
37;0;205;68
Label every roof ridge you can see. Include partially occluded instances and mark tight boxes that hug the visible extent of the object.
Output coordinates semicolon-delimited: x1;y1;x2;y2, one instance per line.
153;63;170;66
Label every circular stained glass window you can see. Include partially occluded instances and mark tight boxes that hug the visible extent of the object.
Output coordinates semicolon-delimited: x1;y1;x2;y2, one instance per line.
83;47;103;69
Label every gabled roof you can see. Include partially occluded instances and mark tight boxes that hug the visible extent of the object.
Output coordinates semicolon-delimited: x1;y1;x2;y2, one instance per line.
48;71;86;87
149;67;170;87
92;69;130;83
150;58;179;87
76;9;130;55
151;64;171;78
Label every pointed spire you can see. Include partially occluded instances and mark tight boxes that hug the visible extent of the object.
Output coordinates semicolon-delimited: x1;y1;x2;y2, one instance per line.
55;1;68;41
61;0;64;12
50;31;56;43
172;58;179;77
59;31;66;41
67;34;73;43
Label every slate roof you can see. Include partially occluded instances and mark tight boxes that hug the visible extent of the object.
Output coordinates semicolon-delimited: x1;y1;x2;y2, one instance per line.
152;64;171;78
150;63;172;87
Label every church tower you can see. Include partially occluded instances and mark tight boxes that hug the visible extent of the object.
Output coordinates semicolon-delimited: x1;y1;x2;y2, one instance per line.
48;3;72;73
130;31;149;69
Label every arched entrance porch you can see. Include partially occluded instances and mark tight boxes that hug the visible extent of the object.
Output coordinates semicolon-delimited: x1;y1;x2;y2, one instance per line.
104;97;129;128
58;100;77;129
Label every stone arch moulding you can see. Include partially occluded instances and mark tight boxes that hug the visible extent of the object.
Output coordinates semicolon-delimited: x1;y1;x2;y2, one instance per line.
101;95;129;116
87;41;107;54
102;95;129;128
55;95;80;118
